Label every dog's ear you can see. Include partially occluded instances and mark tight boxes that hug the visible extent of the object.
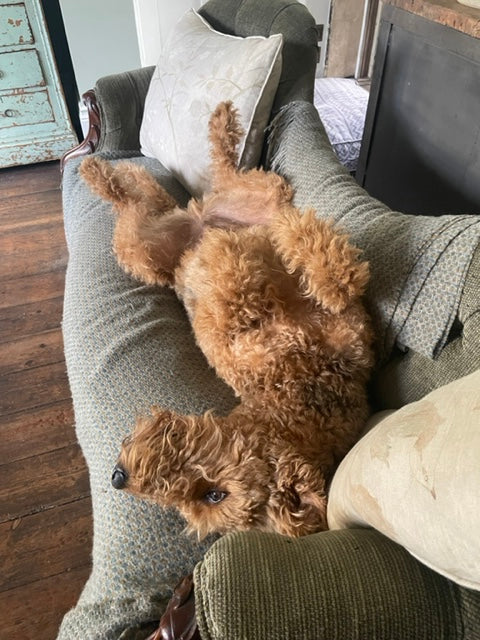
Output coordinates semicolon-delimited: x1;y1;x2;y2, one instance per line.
268;454;328;537
124;407;195;476
122;408;212;499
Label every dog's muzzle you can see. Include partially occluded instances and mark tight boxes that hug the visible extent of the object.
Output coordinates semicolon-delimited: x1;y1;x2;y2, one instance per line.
111;465;128;489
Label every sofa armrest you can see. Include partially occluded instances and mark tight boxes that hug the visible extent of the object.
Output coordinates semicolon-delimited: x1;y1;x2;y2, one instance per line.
94;66;155;151
267;101;480;409
61;66;154;169
60;90;101;170
193;528;479;640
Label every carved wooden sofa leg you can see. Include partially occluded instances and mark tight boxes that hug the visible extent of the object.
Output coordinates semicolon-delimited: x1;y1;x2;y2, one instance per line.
60;90;101;172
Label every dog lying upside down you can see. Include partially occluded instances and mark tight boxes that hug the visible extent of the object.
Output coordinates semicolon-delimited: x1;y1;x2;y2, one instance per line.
80;101;374;538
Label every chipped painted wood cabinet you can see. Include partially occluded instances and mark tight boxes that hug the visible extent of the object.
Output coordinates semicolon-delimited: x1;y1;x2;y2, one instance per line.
0;0;77;167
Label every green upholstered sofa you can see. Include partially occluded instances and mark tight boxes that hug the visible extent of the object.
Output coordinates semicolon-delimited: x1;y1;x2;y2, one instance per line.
58;1;480;638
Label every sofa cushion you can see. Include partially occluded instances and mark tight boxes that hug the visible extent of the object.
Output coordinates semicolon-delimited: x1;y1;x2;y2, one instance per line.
267;101;480;408
58;155;237;639
140;9;283;197
328;369;480;590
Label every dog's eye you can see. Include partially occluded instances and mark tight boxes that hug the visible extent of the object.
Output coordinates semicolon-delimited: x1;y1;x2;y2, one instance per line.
204;489;228;504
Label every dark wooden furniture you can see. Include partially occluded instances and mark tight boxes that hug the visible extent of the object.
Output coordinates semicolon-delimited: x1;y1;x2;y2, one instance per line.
356;0;480;214
60;90;101;171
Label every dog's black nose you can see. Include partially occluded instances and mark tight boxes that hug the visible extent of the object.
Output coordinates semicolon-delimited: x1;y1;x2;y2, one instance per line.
111;465;128;489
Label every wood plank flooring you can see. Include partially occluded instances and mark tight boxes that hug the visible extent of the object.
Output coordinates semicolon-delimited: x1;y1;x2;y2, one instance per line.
0;161;92;640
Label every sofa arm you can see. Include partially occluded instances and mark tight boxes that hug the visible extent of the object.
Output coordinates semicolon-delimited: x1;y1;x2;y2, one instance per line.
61;66;154;169
193;528;479;639
94;66;154;151
373;242;480;407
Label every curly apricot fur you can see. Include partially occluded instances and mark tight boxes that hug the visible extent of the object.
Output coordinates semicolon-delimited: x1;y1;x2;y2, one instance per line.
81;101;374;539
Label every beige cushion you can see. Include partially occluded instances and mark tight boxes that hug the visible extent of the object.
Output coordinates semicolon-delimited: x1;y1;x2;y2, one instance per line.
140;9;283;197
328;369;480;590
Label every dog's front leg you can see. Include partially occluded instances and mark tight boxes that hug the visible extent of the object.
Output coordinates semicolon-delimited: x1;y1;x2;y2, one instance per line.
270;208;370;314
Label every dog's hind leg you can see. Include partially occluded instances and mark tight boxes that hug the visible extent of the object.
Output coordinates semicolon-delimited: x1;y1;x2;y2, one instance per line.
270;208;370;314
208;101;244;189
206;102;294;227
80;157;198;287
80;156;177;213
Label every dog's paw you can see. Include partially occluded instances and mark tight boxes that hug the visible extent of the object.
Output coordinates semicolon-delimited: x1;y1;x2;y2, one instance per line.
271;208;370;313
79;156;122;203
208;101;244;171
79;155;111;181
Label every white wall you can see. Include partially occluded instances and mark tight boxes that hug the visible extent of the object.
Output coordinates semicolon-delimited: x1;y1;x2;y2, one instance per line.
133;0;204;67
59;0;141;96
133;0;332;74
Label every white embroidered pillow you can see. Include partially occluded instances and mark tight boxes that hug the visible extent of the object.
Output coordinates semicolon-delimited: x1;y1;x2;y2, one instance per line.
139;9;283;196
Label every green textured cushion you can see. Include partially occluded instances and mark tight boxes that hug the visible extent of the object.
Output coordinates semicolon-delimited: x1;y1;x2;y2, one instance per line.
195;528;480;640
95;67;155;153
267;101;480;409
372;242;480;407
58;155;237;640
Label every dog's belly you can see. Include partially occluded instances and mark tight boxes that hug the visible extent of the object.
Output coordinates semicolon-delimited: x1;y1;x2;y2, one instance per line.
175;228;326;398
202;195;277;228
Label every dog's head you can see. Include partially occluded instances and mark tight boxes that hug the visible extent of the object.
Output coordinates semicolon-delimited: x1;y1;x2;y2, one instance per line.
112;407;327;538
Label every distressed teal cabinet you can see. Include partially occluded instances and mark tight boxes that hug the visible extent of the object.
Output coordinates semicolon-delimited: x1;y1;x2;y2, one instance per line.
0;0;77;167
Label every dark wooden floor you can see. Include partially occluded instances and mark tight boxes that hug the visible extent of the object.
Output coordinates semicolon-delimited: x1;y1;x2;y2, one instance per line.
0;161;92;639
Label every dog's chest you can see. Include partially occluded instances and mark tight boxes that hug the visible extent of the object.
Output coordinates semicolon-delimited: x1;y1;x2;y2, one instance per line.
173;227;324;379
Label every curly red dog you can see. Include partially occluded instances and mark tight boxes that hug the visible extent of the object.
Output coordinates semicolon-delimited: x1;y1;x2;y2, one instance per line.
80;101;374;538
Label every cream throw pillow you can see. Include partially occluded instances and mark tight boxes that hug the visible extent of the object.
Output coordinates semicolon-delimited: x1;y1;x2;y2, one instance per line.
328;369;480;590
139;9;283;197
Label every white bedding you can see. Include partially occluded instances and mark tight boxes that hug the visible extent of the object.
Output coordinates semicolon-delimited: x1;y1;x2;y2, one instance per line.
314;77;369;172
